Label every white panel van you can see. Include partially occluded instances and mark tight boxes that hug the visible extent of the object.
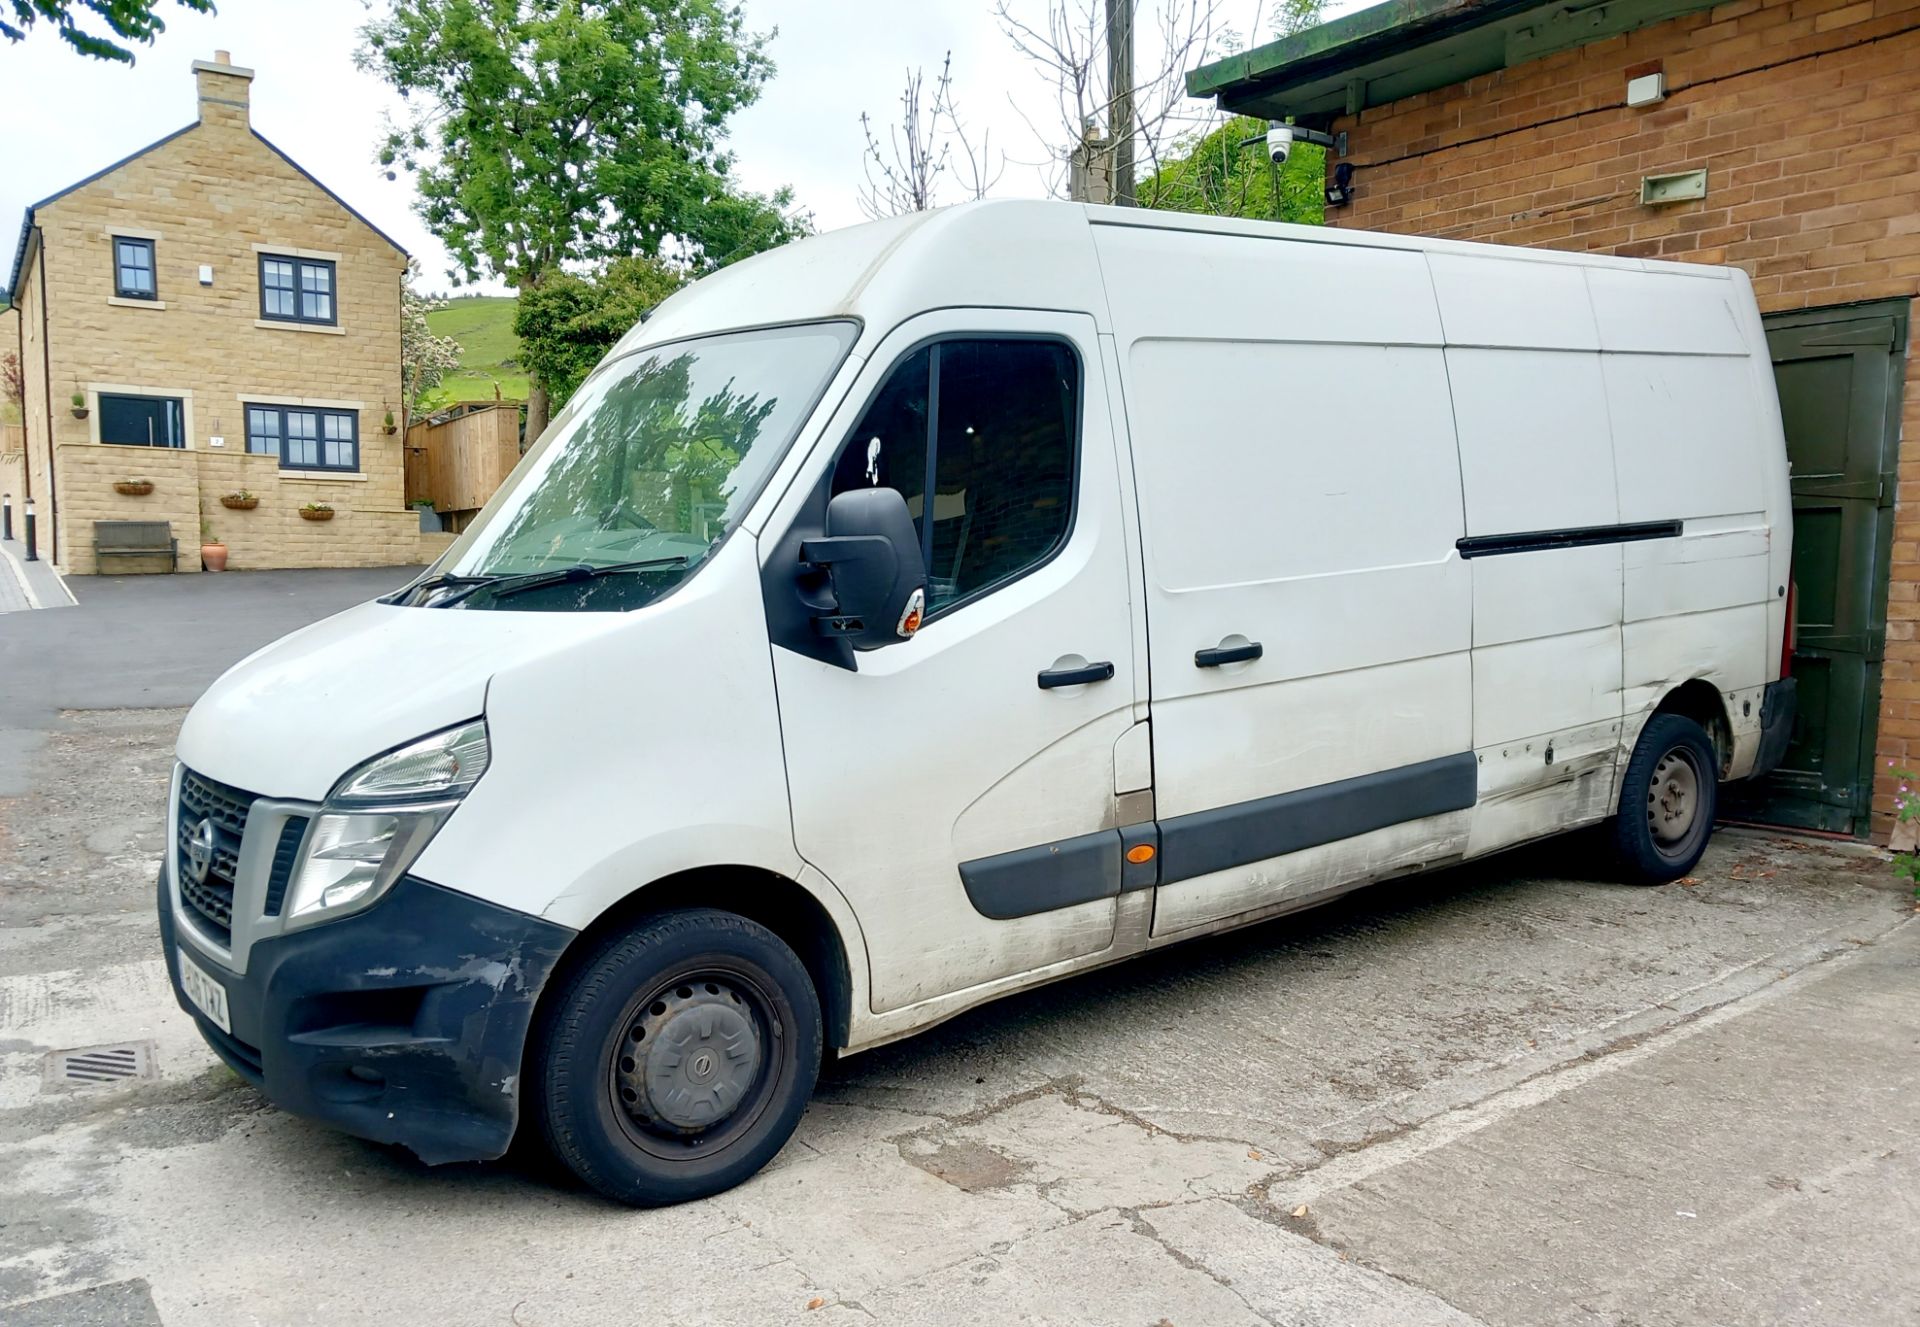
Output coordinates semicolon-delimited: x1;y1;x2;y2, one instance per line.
160;202;1795;1205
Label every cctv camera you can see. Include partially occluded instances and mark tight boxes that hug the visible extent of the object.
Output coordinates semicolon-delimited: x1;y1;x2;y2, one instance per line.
1266;124;1294;165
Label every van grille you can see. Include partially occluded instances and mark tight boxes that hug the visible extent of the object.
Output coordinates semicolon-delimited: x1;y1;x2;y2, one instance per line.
176;769;258;946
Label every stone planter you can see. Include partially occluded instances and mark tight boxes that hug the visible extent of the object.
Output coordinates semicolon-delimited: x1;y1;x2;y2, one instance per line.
201;542;228;572
113;481;154;496
416;507;442;533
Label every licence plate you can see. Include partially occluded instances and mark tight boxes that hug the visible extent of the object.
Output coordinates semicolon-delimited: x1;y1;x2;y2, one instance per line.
178;947;232;1034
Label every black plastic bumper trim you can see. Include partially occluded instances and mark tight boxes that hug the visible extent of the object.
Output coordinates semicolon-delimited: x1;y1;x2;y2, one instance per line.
159;868;576;1165
1750;676;1798;780
959;826;1123;920
1156;752;1478;886
957;753;1478;920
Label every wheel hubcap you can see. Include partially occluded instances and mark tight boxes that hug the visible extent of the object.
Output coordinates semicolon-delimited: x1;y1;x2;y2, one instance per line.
616;981;764;1136
1647;749;1701;847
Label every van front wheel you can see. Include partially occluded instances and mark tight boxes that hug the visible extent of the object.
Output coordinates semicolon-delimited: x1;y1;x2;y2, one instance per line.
1611;712;1719;884
530;908;822;1206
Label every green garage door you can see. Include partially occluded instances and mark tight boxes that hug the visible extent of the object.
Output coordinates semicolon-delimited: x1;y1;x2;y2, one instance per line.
1731;302;1908;834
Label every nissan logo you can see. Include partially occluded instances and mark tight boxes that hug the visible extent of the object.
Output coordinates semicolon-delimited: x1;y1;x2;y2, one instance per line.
184;817;216;885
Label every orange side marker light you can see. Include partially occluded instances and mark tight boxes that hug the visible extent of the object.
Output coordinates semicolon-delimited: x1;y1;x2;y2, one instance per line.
1126;843;1156;865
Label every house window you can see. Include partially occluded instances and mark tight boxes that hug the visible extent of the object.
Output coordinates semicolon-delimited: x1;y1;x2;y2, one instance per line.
98;393;185;448
113;237;156;299
258;255;336;325
246;405;358;471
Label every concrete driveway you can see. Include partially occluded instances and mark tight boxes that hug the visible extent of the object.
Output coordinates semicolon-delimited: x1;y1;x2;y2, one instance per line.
2;569;1916;1326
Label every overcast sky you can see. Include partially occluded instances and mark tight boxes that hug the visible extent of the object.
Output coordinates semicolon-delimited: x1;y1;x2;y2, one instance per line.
0;0;1362;295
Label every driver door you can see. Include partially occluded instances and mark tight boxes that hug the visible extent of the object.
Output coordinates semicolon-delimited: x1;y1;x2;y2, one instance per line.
764;310;1146;1015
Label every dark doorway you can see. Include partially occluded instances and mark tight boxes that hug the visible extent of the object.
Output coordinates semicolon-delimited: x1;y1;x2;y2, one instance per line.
1731;300;1909;834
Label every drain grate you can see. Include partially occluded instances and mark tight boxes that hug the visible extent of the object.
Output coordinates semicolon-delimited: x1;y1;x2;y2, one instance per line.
47;1042;155;1085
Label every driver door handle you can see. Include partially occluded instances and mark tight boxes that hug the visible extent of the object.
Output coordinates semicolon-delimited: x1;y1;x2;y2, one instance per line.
1038;660;1115;689
1195;641;1263;668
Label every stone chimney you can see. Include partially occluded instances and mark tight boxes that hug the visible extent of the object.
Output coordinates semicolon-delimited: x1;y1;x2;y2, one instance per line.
192;50;253;131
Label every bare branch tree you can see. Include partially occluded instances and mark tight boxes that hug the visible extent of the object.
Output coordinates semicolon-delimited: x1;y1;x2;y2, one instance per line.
858;52;1006;219
995;0;1229;202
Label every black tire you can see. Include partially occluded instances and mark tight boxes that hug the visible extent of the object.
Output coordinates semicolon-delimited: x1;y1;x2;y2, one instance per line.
529;908;821;1206
1611;712;1719;884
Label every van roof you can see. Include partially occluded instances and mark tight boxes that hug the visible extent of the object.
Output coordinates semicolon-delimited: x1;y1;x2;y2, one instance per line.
621;199;1733;354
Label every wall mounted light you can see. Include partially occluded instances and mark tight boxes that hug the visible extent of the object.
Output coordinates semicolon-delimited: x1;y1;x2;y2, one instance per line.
1325;162;1356;209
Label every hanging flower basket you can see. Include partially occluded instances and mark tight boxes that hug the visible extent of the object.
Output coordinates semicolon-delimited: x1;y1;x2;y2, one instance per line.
299;503;335;522
113;480;154;496
220;491;259;510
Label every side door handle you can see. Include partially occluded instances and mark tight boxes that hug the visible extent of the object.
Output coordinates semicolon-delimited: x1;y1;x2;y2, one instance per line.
1038;660;1116;689
1195;641;1263;668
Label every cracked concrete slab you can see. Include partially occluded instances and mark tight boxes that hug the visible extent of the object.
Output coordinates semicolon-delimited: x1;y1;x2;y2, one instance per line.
1298;921;1920;1327
895;1088;1268;1213
854;1210;1275;1326
1141;1199;1486;1327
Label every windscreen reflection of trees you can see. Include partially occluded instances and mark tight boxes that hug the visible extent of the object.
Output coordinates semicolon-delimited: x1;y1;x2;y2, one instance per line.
485;352;778;568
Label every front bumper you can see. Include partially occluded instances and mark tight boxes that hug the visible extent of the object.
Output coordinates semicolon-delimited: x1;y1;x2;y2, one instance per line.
1749;677;1798;780
159;868;576;1164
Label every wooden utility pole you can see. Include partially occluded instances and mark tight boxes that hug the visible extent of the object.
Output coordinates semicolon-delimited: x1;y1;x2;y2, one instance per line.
1106;0;1135;205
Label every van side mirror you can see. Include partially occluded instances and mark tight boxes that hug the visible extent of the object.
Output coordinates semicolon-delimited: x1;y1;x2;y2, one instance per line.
800;488;928;649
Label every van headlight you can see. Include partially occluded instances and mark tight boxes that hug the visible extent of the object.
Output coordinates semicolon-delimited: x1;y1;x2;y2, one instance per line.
282;719;489;929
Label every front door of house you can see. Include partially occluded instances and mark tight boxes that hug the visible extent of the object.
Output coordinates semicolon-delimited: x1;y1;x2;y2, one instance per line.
1731;302;1909;833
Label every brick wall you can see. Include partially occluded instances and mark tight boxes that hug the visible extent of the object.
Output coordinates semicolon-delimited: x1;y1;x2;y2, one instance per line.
1323;0;1920;833
20;54;435;574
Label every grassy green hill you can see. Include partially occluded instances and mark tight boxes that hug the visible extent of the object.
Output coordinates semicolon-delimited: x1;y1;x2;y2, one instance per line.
422;295;527;407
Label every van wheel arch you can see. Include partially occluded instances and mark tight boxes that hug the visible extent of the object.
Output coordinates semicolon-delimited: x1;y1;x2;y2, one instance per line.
535;866;855;1055
1651;679;1733;777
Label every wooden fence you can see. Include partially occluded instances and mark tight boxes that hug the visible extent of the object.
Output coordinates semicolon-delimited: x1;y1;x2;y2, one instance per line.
404;405;522;515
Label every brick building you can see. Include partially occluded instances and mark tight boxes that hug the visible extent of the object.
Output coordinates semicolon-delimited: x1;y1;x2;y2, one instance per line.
1189;0;1919;837
8;51;451;575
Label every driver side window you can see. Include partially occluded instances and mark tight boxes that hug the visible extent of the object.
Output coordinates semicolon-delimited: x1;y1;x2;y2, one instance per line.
831;338;1079;615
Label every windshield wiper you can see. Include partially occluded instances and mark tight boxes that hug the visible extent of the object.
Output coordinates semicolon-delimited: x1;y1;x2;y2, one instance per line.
387;570;496;606
433;556;694;607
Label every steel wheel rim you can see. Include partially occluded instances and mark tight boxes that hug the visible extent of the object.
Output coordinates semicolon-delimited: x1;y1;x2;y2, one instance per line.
1647;746;1703;849
606;962;785;1162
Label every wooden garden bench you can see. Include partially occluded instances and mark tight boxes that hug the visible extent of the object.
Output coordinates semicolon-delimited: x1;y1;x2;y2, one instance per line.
93;520;178;570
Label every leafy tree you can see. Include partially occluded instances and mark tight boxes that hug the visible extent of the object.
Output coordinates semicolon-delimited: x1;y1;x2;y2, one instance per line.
514;256;683;414
358;0;804;439
400;267;464;418
1;0;210;62
1138;115;1325;225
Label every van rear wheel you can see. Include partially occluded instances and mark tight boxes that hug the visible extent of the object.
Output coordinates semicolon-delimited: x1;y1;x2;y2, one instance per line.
530;908;821;1206
1611;712;1718;884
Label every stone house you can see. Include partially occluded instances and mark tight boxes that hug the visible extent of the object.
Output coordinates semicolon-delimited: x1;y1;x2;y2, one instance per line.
1189;0;1919;838
7;51;451;576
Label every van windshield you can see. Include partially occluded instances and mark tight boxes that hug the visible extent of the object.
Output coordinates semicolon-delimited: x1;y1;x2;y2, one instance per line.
402;321;855;612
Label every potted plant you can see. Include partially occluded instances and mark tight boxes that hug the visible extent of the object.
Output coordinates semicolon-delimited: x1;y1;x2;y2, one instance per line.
220;489;259;510
113;479;154;496
412;497;441;533
299;502;335;522
201;518;227;573
70;391;89;420
381;409;399;436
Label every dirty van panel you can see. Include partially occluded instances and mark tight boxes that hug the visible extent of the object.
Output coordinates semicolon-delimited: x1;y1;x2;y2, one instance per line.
769;311;1146;1014
1728;304;1906;834
1115;325;1472;939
